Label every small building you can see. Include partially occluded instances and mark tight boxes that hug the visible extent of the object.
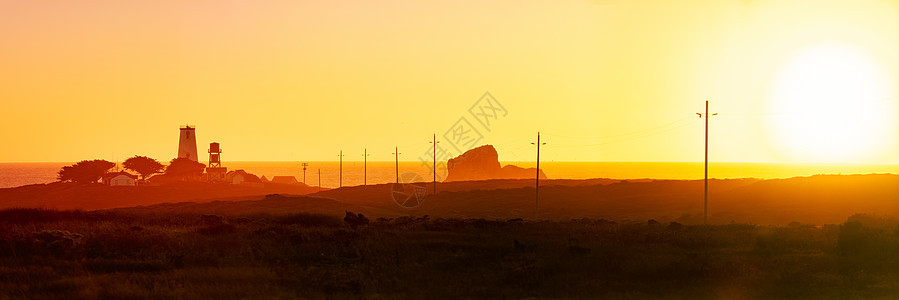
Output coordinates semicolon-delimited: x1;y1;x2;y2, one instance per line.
206;167;228;183
226;170;261;185
270;176;299;185
103;171;138;187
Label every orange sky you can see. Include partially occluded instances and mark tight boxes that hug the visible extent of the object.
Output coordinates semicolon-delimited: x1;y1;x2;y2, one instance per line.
2;0;899;163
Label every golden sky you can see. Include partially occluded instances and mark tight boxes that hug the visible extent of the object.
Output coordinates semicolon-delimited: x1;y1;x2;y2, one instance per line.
2;0;899;163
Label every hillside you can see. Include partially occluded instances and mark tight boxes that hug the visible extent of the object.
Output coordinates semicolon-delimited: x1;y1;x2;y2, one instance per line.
0;178;623;211
97;174;899;225
0;182;321;210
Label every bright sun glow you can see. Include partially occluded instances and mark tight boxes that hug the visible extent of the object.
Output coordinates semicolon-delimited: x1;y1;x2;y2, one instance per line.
768;43;897;163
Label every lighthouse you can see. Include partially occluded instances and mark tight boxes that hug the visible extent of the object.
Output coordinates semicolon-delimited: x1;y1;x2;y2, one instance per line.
178;125;199;162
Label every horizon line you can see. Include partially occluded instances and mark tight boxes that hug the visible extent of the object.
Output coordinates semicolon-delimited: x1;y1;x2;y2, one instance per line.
2;160;898;165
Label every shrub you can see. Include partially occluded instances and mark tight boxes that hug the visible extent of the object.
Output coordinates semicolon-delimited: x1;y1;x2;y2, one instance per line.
196;224;238;235
838;221;894;272
31;230;83;256
278;213;343;227
344;211;370;228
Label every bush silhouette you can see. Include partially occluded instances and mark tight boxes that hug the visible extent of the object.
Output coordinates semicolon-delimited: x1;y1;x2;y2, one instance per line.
344;211;369;228
838;221;894;272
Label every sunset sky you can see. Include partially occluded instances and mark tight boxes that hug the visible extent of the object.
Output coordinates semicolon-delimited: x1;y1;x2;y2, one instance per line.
2;0;899;163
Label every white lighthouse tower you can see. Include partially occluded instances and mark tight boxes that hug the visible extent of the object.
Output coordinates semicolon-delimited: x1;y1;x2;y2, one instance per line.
178;125;199;162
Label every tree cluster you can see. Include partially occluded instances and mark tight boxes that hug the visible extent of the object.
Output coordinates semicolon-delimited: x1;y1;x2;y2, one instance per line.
57;160;115;184
123;156;164;180
164;158;206;179
58;156;207;184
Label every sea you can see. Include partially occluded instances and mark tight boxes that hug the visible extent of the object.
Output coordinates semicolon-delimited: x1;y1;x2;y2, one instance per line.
1;161;897;189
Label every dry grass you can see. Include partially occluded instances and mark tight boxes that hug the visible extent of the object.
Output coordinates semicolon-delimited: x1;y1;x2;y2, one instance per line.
1;208;898;299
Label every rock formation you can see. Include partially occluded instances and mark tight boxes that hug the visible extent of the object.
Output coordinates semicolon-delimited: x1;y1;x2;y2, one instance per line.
444;145;547;182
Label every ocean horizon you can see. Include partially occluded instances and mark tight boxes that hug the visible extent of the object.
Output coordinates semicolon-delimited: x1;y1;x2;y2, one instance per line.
1;161;897;189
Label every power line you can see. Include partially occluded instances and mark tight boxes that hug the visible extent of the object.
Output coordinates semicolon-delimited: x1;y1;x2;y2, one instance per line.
715;95;899;118
537;94;899;150
544;116;693;141
549;119;699;148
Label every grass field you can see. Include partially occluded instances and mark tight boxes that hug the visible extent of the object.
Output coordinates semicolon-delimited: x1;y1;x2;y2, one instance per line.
1;208;898;299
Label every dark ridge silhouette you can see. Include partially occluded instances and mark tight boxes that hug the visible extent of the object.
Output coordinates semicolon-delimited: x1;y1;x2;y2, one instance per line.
3;173;898;225
12;173;887;226
105;194;359;217
0;182;325;211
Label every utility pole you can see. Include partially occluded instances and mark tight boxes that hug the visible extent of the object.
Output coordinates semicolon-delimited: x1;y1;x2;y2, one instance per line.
392;147;402;184
429;134;440;195
338;150;345;188
362;148;370;186
317;168;321;192
301;163;309;185
697;100;717;225
531;132;546;217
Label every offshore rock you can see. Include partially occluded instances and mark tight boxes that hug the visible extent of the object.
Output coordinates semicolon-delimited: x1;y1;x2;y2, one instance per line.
445;145;547;182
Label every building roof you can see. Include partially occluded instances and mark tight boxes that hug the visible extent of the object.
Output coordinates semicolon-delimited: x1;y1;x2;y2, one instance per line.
227;169;261;183
270;176;299;184
103;171;138;180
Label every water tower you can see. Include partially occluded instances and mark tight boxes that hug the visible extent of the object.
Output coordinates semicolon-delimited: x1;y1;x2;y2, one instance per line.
178;125;199;162
206;142;227;182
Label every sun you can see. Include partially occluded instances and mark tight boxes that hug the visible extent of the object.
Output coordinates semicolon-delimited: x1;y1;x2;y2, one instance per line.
767;43;897;163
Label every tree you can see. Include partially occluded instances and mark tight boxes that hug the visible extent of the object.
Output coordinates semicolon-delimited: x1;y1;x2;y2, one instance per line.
57;160;116;184
123;156;164;180
165;158;206;180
